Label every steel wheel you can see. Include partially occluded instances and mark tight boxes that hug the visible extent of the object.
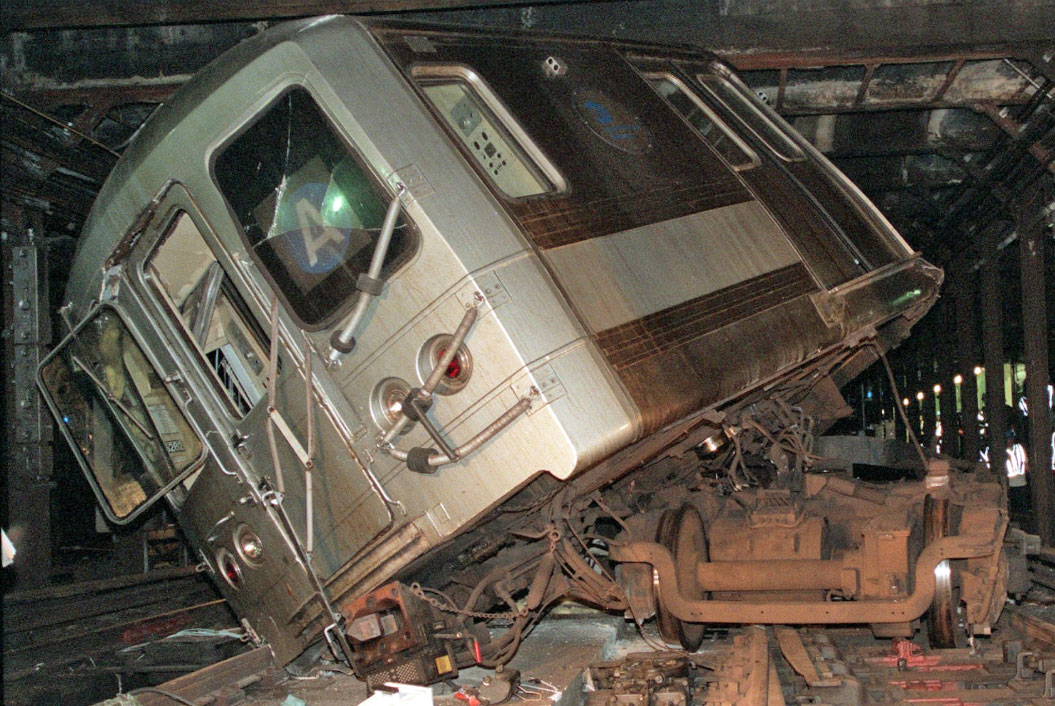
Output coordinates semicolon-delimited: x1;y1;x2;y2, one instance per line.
654;504;708;651
924;494;961;648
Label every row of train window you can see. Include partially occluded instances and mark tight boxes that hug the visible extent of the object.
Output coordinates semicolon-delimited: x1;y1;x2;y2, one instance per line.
415;67;807;199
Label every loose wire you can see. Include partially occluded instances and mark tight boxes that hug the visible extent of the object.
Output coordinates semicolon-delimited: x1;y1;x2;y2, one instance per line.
876;345;929;477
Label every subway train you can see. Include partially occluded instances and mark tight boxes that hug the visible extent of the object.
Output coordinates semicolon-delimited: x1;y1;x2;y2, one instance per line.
37;15;1008;686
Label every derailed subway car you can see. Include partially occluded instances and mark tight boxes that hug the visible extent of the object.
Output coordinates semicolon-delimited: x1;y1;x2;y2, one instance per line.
38;15;1007;685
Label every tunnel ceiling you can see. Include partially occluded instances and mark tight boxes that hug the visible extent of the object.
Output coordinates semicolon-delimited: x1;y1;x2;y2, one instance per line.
1;0;1053;358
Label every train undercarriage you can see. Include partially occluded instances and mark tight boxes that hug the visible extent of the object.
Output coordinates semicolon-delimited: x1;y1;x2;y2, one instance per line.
341;395;1009;688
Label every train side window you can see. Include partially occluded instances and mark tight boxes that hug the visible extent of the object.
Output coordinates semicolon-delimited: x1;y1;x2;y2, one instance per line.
695;73;804;162
645;74;759;171
214;88;414;329
147;212;269;417
39;308;203;522
413;67;564;198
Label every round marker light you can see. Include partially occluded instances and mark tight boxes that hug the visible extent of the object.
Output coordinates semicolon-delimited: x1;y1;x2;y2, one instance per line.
216;549;242;590
437;349;462;380
370;378;413;431
417;335;473;395
235;525;264;566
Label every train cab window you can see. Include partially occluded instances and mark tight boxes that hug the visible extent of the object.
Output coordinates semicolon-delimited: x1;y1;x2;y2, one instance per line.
413;68;563;198
147;212;269;417
645;75;759;171
695;73;805;162
39;309;203;521
214;88;413;329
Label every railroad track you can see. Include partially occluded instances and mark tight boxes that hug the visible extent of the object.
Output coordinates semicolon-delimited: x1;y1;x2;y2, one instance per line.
4;567;238;706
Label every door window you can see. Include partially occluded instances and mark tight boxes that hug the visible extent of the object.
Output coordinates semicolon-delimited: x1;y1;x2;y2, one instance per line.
39;308;203;521
645;74;759;171
147;211;269;417
695;73;805;162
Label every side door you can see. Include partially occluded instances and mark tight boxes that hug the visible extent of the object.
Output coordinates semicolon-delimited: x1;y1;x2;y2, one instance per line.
38;304;205;524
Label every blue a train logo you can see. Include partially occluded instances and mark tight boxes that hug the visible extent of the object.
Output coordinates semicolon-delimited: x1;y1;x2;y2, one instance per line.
575;88;652;154
276;182;353;274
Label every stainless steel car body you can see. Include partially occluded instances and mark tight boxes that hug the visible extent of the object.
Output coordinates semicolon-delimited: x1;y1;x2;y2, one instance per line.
41;15;942;666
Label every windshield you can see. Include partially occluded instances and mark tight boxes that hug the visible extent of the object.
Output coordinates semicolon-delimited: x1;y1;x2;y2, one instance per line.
214;88;414;329
39;309;202;520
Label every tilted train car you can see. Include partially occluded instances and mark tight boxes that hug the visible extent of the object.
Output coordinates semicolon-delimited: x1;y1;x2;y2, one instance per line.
38;15;1007;685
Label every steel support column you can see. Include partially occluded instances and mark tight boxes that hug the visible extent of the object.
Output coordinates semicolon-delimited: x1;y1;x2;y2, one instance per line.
1019;216;1053;546
981;253;1008;489
937;301;958;456
2;212;54;588
954;283;980;462
919;344;937;445
892;357;907;442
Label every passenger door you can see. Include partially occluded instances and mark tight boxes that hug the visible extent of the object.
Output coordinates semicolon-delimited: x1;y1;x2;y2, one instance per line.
679;59;908;278
38;305;205;523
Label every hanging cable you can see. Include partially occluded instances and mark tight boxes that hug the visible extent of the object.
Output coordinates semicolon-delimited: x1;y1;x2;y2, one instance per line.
876;344;929;477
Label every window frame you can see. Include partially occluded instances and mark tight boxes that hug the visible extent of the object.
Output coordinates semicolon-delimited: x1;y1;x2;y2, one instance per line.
642;71;761;172
37;304;207;524
694;60;915;263
410;63;568;201
694;66;806;163
143;207;272;420
210;84;419;332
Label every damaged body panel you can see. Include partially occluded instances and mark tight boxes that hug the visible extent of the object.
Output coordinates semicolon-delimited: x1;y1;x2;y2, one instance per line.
37;15;1005;686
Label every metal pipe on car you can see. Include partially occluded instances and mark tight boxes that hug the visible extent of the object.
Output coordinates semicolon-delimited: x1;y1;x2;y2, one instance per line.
374;302;533;472
422;305;477;395
327;185;404;363
386;397;532;469
379;305;477;447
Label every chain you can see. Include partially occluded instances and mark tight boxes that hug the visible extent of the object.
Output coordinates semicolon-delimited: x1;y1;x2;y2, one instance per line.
410;583;524;620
